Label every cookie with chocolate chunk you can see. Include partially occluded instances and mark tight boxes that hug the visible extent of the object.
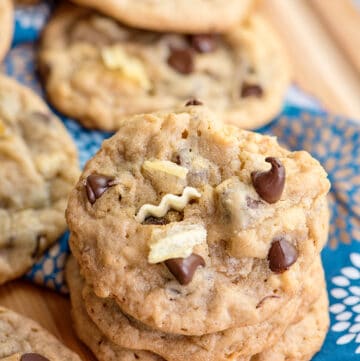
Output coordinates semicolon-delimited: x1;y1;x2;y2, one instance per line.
0;0;13;62
66;105;330;335
0;306;81;360
69;0;254;34
67;255;325;361
0;75;79;285
67;258;165;361
38;3;290;131
251;288;329;361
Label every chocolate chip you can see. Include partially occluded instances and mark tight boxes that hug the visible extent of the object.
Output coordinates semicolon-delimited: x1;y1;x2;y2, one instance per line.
85;174;117;204
251;157;285;204
256;295;280;309
21;354;50;361
165;253;205;285
246;197;263;209
167;48;194;75
190;34;218;53
143;216;168;225
185;98;203;106
241;83;263;98
268;238;298;273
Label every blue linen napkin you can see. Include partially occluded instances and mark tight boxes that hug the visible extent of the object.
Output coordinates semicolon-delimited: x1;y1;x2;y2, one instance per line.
3;3;360;359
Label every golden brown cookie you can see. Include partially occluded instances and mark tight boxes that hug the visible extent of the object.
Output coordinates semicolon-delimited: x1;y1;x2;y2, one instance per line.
0;75;80;285
66;105;330;335
0;307;81;360
67;255;326;361
38;3;290;131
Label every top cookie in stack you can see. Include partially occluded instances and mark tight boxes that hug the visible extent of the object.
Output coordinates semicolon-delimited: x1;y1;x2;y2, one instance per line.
66;104;330;361
38;1;290;131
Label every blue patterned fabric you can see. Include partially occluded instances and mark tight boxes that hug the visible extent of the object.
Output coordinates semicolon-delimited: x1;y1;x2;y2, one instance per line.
3;3;360;359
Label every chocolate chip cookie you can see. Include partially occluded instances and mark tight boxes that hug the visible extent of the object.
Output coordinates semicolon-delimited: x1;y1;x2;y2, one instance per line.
251;288;329;361
66;105;330;335
69;0;254;34
67;255;325;361
67;260;165;361
0;0;13;62
0;306;81;360
38;3;290;131
0;75;80;285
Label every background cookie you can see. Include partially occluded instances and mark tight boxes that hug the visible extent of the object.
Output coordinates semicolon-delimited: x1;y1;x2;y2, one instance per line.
0;0;13;62
66;106;329;335
69;0;255;34
38;3;290;131
0;75;80;285
0;306;81;360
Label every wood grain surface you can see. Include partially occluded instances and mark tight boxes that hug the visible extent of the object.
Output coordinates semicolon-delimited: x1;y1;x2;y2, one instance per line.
1;1;360;359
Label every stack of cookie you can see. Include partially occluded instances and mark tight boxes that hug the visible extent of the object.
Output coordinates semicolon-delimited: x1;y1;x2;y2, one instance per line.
38;0;290;131
66;104;330;361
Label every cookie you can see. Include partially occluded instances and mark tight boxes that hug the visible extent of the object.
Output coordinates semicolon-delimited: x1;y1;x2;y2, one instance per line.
0;75;80;285
69;0;255;34
66;105;330;335
0;0;13;62
0;306;81;360
67;259;164;361
251;288;329;361
38;3;290;131
67;255;325;361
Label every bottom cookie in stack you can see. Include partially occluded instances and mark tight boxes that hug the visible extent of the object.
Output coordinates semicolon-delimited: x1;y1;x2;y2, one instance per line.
66;256;329;361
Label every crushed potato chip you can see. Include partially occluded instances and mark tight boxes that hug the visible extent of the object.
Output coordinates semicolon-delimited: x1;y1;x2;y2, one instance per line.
101;45;151;90
148;223;207;263
135;186;201;223
142;160;188;179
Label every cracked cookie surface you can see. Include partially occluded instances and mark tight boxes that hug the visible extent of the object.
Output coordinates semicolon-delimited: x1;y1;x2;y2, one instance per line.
39;3;290;131
66;105;330;335
0;75;80;284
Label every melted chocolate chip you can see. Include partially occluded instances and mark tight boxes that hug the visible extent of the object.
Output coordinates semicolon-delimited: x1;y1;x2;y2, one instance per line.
143;216;169;225
246;197;263;209
165;253;205;285
256;295;280;309
251;157;285;204
21;354;49;361
185;98;203;106
167;48;194;75
190;34;218;53
241;83;263;98
268;238;298;273
85;174;117;204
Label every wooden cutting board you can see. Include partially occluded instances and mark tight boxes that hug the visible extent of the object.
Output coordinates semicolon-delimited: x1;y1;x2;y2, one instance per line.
1;1;360;359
